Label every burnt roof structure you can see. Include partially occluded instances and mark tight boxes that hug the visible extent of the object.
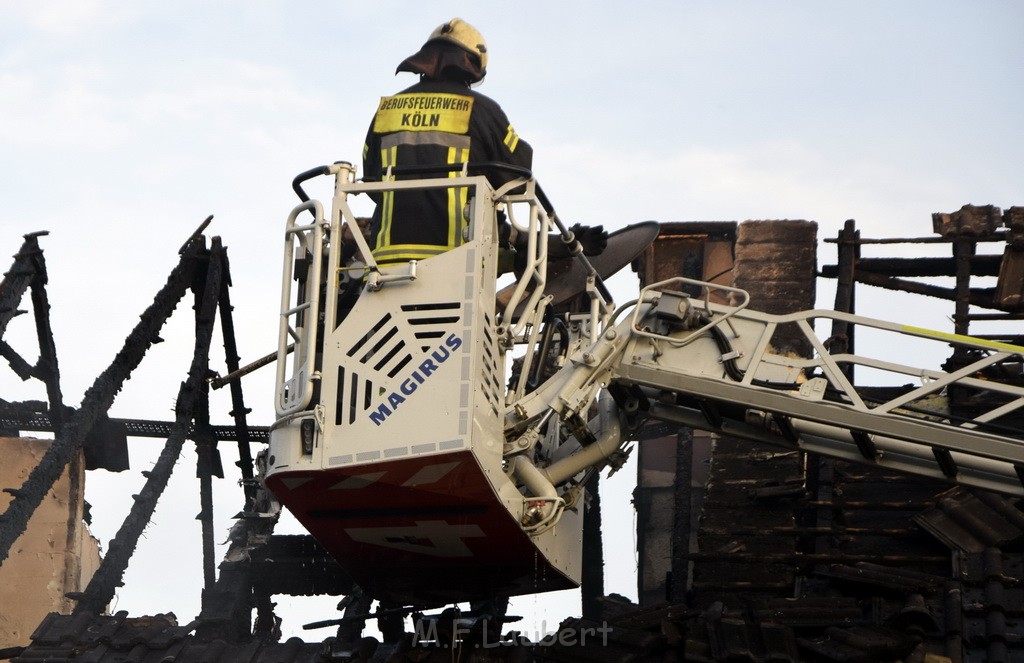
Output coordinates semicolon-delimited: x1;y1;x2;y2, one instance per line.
2;207;1023;662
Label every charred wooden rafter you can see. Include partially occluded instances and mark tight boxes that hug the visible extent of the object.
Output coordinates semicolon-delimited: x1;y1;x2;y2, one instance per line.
0;236;200;567
0;405;268;443
214;249;259;508
0;233;44;336
70;236;223;614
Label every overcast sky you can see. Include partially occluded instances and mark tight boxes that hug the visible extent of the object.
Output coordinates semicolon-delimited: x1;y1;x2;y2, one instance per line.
2;0;1022;639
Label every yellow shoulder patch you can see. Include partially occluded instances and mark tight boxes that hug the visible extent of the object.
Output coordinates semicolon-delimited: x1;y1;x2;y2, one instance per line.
373;93;474;134
503;124;520;152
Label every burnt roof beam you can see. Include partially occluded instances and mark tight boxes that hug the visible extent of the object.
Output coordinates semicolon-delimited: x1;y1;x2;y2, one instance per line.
0;408;269;443
851;271;997;309
214;248;258;508
820;255;1003;279
0;237;203;569
0;233;45;337
27;237;67;433
72;237;223;615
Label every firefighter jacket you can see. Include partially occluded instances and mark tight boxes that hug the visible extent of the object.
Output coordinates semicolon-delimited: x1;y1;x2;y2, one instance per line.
362;79;533;264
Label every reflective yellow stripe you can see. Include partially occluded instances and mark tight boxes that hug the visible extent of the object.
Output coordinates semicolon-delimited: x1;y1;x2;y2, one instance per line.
372;244;450;263
446;147;457;247
457;150;469;245
900;325;1024;354
446;147;470;247
377;146;397;251
372;129;473;261
503;124;520;152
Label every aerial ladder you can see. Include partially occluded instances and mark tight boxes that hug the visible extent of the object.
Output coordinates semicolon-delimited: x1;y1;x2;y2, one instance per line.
264;162;1024;607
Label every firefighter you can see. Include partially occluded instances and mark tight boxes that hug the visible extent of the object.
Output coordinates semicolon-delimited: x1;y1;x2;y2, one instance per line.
362;18;606;266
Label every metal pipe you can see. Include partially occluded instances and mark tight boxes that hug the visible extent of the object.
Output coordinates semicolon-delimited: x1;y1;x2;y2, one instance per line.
541;396;623;486
511;455;557;504
210;344;291;390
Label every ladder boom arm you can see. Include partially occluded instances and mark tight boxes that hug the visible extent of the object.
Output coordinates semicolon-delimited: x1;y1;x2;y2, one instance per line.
509;277;1024;497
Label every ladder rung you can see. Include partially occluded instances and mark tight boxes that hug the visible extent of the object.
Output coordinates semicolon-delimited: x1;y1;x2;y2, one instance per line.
773;415;800;446
283;301;312;316
851;431;878;460
698;399;723;429
933;447;958;478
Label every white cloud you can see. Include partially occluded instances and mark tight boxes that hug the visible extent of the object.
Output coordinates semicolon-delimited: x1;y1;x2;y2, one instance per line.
0;64;129;148
533;138;961;241
0;0;137;36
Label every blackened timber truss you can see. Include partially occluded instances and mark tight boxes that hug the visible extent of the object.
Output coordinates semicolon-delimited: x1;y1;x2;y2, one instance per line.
0;228;335;648
5;206;1024;663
